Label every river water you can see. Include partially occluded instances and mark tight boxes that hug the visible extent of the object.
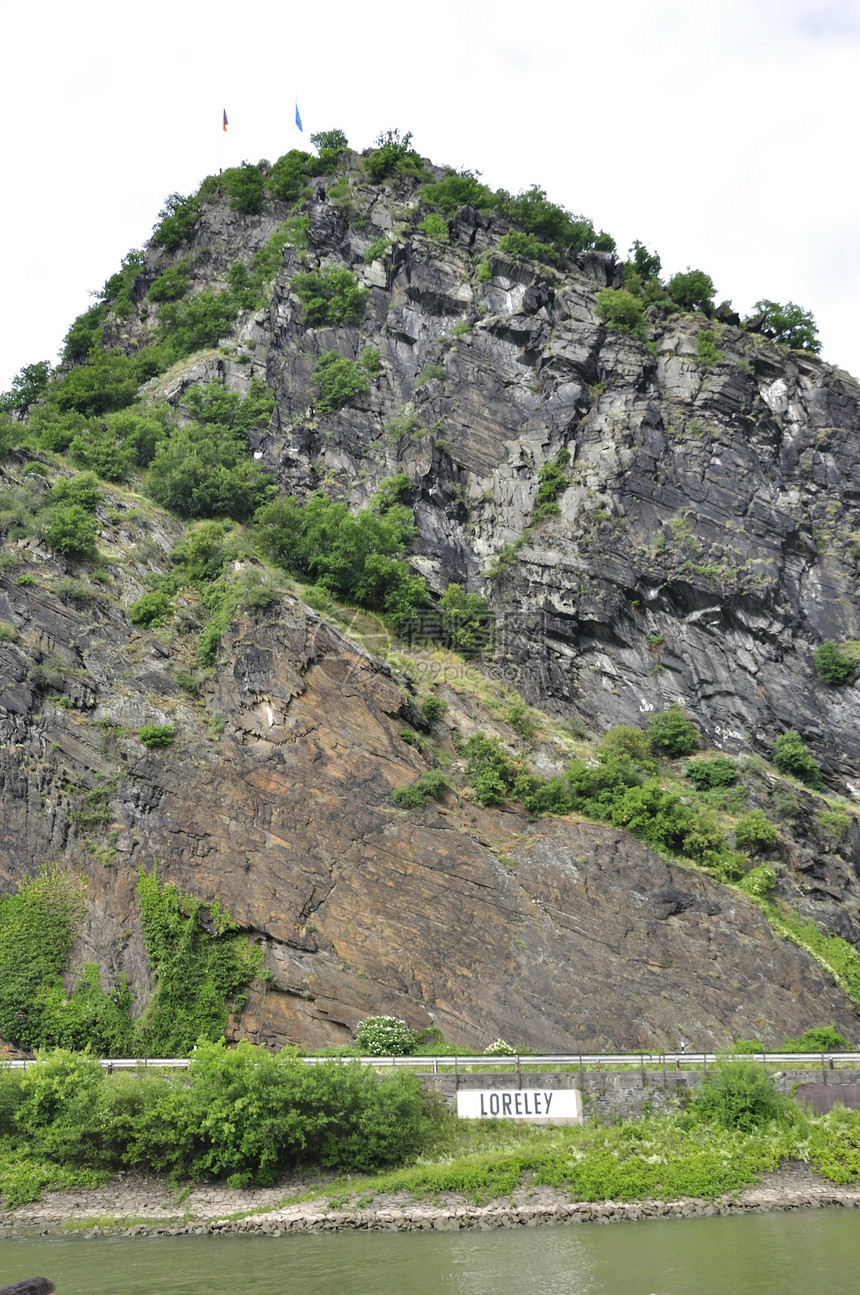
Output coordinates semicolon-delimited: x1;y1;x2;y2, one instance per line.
1;1208;858;1294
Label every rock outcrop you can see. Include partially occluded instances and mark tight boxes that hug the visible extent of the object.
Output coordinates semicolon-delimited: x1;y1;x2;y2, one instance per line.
2;148;860;1051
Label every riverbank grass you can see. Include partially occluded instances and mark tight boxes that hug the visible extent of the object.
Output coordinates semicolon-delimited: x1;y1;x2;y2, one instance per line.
2;1051;860;1213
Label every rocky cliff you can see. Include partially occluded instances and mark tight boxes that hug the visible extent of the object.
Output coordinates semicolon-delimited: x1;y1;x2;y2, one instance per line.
2;142;860;1052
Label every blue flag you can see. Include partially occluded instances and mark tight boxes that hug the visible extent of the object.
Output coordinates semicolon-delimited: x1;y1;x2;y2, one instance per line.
295;101;303;132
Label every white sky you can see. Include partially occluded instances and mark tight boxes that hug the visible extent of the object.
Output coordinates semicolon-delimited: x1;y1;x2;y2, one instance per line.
2;0;859;392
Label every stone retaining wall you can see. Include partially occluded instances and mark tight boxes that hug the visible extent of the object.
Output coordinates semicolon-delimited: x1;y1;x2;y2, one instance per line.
420;1068;860;1122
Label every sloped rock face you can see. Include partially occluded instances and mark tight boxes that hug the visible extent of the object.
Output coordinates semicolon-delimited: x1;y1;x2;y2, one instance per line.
4;157;860;1052
0;498;857;1051
174;166;860;792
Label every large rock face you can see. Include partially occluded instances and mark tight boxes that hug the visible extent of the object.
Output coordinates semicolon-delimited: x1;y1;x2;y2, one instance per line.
1;534;856;1051
3;151;860;1052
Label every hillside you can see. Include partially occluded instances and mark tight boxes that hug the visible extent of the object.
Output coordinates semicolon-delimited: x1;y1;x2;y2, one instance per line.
1;131;860;1055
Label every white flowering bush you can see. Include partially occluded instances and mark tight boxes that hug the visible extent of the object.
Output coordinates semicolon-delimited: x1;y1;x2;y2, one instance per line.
484;1038;516;1056
354;1015;416;1056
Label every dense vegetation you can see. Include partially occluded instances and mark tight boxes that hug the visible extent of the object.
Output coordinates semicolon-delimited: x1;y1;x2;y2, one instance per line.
0;868;263;1059
1;1049;859;1211
0;1042;437;1205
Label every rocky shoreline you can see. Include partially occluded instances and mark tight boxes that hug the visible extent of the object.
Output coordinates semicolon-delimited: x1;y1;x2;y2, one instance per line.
1;1164;858;1239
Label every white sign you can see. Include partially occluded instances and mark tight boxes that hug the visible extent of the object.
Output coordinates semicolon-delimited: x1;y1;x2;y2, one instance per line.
456;1088;581;1122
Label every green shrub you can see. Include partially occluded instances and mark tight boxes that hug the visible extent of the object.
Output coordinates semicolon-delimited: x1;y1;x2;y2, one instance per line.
42;505;99;559
268;149;311;204
609;781;695;853
414;363;445;388
814;640;856;685
133;869;263;1056
138;724;175;748
420;213;449;243
0;1039;438;1196
597;726;656;770
62;302;108;362
169;520;229;585
1;360;53;413
624;239;662;284
476;259;492;283
501;186;598;253
253;489;427;621
313;351;369;413
50;471;102;512
363;237;388;264
361;347;381;374
364;129;422;183
695;329;722;365
68;424;134;481
151;192;199;252
308;128;349;173
355;1015;416;1055
513;773;575;816
738;863;776;901
291;267;367;327
157;287;240;357
34;965;133;1057
27;656;67;691
595;288;647;339
421;695;447;723
225;262;258;312
53;349;141;416
772;731;822;789
105;406;170;468
438;584;493;657
148;258;192;303
680;813;728;867
0;413;23;459
147;423;273;520
99;248;144;319
463;734;518;806
506;695;537;743
220;161;266;214
782;1026;848;1052
129;592;173;627
691;1058;791;1131
686;756;738;790
498;231;559;267
0;868;86;1049
391;771;449;809
254;219;308;280
534;448;571;522
735;810;779;852
182;376;274;437
667;269;715;314
646;704;699;757
421;170;499;213
750;299;820;353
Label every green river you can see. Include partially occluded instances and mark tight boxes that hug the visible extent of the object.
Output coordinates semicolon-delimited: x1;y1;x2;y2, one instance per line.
1;1208;858;1293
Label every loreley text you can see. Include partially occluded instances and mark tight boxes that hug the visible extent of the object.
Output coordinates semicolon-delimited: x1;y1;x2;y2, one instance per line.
456;1088;581;1121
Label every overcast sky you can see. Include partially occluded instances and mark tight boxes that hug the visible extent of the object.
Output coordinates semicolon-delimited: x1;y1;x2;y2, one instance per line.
3;0;859;392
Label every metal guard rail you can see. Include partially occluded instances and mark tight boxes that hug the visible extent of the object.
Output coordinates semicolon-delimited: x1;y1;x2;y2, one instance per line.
3;1052;860;1070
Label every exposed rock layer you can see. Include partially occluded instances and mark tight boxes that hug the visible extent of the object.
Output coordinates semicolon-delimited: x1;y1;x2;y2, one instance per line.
3;153;860;1050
